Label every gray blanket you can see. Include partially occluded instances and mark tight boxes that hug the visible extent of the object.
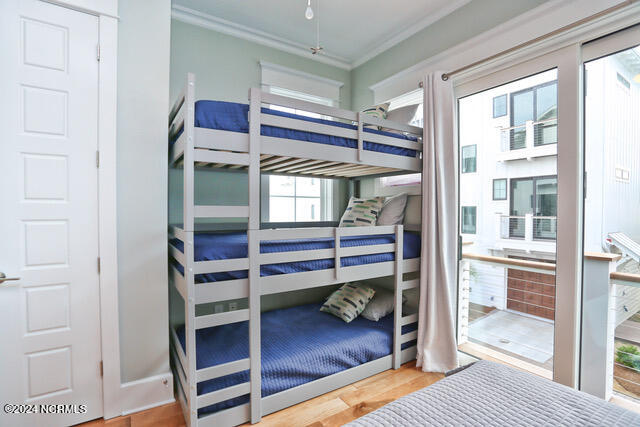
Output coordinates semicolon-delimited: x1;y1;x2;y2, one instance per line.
347;360;640;426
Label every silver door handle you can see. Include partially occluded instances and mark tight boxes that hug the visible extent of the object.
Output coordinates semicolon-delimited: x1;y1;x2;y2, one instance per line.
0;272;20;284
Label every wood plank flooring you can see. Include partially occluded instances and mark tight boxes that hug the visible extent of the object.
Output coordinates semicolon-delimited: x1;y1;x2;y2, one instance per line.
80;361;442;427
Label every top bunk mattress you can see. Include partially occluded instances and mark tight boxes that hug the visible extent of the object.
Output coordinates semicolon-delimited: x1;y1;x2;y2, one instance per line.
171;230;421;283
178;100;419;158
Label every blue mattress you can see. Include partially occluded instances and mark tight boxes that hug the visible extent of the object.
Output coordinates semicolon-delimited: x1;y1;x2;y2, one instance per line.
176;303;418;416
171;100;418;158
171;231;421;283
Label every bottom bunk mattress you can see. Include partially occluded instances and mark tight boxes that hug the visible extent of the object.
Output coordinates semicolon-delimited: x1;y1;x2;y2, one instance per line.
347;360;640;426
176;303;417;416
170;230;421;283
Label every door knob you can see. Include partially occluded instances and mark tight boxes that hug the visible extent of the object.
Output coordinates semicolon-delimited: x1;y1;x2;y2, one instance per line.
0;272;20;285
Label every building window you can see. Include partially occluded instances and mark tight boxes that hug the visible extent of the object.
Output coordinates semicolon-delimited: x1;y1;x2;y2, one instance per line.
510;81;557;149
268;175;332;222
615;166;630;182
461;206;477;234
617;72;631;91
510;176;557;240
493;94;507;118
493;179;507;200
461;145;477;173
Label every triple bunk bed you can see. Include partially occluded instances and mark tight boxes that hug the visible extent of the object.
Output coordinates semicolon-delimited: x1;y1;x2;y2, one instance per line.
168;73;424;427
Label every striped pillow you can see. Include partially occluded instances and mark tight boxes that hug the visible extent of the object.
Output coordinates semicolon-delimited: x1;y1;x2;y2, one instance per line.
339;196;385;227
362;103;390;120
320;283;376;323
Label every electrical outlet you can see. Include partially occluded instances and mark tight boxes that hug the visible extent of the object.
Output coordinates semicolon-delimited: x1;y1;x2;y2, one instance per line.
214;304;224;313
228;302;238;311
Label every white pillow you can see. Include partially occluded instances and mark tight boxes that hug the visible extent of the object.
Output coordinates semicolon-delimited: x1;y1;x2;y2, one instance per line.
339;196;385;227
382;104;419;134
360;285;407;322
377;193;408;226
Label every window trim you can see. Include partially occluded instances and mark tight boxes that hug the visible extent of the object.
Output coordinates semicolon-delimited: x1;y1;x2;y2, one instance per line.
493;94;507;118
461;144;477;174
493;178;508;200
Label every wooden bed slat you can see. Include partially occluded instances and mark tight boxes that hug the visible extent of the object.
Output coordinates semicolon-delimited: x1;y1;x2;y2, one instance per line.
195;309;250;330
197;358;251;383
197;382;251;409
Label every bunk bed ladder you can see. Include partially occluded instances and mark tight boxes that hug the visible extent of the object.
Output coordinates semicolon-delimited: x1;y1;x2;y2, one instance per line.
392;224;404;369
248;87;262;424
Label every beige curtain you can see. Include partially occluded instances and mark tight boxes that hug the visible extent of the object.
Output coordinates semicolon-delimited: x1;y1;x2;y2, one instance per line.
416;72;459;373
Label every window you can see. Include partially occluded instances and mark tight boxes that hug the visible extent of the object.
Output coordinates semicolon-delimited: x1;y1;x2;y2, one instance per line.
267;175;332;222
381;173;421;187
617;72;631;90
461;145;477;173
461;206;477;234
387;89;423;127
510;81;558;148
267;86;334;119
510;176;557;240
493;94;507;117
493;179;507;200
615;166;630;182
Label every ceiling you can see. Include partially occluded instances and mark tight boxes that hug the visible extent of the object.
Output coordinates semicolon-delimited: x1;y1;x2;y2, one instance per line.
171;0;472;69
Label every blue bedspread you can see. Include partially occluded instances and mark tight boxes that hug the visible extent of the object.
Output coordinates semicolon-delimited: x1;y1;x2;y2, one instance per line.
170;231;421;283
171;100;418;158
176;303;417;416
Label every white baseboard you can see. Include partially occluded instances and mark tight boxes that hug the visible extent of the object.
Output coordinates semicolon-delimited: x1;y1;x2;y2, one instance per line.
118;372;174;417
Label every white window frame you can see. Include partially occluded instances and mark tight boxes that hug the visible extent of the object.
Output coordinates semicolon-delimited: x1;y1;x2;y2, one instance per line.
455;45;583;389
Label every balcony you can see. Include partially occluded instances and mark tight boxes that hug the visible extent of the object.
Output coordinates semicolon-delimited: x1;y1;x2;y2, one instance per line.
495;214;557;251
458;251;640;404
497;118;557;162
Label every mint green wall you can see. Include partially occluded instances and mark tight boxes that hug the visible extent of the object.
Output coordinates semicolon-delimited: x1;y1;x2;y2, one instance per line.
170;19;351;108
350;0;547;110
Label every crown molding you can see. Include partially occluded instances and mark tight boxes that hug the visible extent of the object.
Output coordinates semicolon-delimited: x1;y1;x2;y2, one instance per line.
350;0;471;69
172;2;471;71
171;5;352;70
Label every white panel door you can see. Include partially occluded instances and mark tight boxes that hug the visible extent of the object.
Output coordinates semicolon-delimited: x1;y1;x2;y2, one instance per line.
0;0;103;425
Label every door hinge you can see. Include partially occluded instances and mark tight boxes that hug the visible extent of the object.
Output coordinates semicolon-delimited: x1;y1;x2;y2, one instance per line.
99;361;103;377
97;257;101;274
96;150;100;168
97;44;101;62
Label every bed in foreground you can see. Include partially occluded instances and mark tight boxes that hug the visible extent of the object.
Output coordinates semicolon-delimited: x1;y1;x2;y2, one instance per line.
347;360;640;426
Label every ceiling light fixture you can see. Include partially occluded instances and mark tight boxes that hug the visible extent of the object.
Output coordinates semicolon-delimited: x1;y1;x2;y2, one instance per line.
634;73;640;83
310;0;323;55
305;0;314;20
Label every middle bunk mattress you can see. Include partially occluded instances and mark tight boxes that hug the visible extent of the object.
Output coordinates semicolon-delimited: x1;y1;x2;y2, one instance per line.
170;230;421;283
176;303;418;416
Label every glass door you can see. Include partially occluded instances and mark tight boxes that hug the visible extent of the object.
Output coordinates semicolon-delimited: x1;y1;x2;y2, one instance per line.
457;67;559;378
581;27;640;404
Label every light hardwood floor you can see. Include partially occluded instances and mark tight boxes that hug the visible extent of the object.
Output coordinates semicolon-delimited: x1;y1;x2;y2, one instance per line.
81;361;442;427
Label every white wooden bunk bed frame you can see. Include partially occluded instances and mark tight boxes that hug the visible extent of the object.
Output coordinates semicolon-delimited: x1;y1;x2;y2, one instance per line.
168;73;424;427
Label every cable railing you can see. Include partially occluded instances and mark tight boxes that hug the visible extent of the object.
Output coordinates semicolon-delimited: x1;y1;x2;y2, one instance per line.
498;214;557;241
499;118;558;152
459;251;640;401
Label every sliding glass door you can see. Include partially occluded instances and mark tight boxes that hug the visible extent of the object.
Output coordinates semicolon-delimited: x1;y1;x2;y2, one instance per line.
455;44;583;387
457;69;559;377
581;26;640;404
